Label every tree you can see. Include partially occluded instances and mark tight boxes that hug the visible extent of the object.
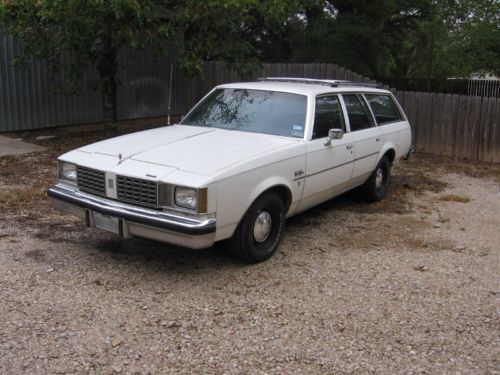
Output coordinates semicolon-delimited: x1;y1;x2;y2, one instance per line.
392;0;499;86
281;0;430;78
0;0;303;123
3;0;495;110
172;0;303;76
0;0;171;123
259;0;499;83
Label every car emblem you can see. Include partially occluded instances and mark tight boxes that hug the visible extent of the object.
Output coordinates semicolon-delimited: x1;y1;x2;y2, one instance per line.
294;169;305;177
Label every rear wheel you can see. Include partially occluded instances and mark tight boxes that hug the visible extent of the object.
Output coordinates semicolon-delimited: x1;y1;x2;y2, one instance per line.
360;156;390;202
227;192;285;263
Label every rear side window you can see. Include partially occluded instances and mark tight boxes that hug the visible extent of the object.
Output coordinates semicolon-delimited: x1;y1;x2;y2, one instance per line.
365;94;402;125
312;95;345;139
342;94;373;132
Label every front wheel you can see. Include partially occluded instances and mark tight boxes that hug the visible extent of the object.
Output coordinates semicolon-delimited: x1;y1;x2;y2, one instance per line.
360;156;390;202
227;192;285;263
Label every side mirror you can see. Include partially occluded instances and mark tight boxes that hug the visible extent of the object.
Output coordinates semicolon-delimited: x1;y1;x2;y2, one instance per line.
324;128;344;146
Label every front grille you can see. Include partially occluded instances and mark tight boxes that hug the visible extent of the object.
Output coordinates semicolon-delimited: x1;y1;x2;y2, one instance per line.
117;176;158;208
76;166;158;209
77;166;106;196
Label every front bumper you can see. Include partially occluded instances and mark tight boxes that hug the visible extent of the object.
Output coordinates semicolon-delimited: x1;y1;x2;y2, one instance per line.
47;184;216;249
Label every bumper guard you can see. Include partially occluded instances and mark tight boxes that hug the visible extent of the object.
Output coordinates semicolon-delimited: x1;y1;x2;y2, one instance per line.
47;184;216;249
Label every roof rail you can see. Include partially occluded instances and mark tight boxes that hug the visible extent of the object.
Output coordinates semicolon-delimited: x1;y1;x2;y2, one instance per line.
257;77;382;89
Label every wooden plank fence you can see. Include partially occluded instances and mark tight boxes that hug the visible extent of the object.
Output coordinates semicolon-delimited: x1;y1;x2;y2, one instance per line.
467;79;500;98
1;50;499;162
395;92;500;163
185;63;500;163
176;62;383;108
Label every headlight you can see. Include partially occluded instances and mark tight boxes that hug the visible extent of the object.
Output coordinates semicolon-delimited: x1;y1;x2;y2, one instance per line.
59;161;77;182
174;186;197;210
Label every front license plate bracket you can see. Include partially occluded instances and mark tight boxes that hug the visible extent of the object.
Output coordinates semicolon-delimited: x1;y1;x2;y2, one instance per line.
93;211;120;234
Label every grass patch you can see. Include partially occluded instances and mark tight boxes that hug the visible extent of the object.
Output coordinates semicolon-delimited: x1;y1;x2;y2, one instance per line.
0;186;48;211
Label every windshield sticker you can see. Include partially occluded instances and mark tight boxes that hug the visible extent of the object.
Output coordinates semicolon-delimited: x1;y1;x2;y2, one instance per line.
292;125;304;137
291;131;303;137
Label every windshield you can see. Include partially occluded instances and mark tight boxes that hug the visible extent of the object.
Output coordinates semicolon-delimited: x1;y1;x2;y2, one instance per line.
181;88;307;138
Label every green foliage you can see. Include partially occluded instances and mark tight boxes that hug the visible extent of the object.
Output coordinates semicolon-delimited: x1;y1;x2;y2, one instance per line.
259;0;499;81
0;0;170;121
1;0;498;100
266;0;431;78
173;0;303;77
402;0;500;79
0;0;170;83
0;0;308;120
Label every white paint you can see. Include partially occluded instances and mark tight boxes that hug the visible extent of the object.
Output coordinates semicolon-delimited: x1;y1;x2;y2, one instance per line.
57;80;412;242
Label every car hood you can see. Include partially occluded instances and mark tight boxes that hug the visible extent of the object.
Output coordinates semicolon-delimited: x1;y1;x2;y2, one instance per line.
79;125;299;176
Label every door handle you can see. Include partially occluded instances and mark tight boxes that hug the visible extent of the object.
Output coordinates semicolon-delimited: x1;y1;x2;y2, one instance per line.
376;137;382;142
346;144;353;150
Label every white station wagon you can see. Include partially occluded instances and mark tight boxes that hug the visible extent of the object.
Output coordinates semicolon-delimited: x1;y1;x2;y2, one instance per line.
49;78;412;262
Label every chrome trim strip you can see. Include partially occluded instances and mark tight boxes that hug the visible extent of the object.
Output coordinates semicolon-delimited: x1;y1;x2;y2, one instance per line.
48;184;216;236
298;151;379;180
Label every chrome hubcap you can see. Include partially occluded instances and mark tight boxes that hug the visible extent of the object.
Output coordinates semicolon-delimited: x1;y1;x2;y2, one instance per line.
253;211;272;243
375;167;384;190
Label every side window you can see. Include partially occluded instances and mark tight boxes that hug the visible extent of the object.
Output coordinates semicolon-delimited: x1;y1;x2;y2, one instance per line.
366;94;402;125
342;94;373;132
312;95;345;139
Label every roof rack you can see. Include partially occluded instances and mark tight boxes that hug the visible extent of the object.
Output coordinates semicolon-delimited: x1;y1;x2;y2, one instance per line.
257;77;382;89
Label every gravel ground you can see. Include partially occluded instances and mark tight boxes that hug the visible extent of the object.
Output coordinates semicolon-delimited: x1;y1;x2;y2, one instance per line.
0;135;499;374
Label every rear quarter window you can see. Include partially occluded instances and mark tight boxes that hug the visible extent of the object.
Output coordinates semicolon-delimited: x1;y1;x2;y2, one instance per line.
365;94;403;125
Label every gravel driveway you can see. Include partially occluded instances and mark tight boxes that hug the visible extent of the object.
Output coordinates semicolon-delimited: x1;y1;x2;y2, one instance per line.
0;133;499;374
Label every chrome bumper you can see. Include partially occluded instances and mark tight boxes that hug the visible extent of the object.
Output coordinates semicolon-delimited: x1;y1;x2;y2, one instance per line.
47;184;216;249
403;148;415;161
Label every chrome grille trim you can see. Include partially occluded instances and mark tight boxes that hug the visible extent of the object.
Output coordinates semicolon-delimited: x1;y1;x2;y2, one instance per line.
76;166;106;196
117;175;158;208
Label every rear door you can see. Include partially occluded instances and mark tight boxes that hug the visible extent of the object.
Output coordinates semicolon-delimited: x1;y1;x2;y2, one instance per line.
340;94;383;185
298;95;354;211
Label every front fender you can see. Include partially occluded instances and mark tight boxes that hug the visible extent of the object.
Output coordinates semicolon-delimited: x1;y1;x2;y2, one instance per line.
214;157;304;241
246;176;296;215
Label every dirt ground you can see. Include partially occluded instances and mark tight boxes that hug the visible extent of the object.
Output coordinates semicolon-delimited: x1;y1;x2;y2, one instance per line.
0;131;499;374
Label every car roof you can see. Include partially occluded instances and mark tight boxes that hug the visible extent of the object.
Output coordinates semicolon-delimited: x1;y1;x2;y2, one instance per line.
217;77;391;96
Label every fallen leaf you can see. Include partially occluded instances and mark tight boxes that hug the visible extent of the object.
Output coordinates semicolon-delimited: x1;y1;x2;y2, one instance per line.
414;265;428;272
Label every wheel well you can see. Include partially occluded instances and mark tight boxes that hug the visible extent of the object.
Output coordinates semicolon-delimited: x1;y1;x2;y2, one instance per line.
263;185;292;211
385;149;396;164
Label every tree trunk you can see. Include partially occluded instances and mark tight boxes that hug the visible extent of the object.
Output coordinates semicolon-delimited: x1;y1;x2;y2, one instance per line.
98;24;118;125
425;29;435;92
99;65;117;124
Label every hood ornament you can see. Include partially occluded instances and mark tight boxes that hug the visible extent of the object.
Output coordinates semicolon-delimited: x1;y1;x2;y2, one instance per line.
117;153;123;165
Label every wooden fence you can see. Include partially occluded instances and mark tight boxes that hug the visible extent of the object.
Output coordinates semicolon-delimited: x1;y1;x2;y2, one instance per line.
378;78;500;97
183;63;500;163
1;47;499;162
467;79;500;98
176;62;383;112
186;63;500;163
394;92;500;163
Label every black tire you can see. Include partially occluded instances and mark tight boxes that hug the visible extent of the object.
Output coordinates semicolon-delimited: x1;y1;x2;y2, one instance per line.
360;156;390;202
227;192;285;263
